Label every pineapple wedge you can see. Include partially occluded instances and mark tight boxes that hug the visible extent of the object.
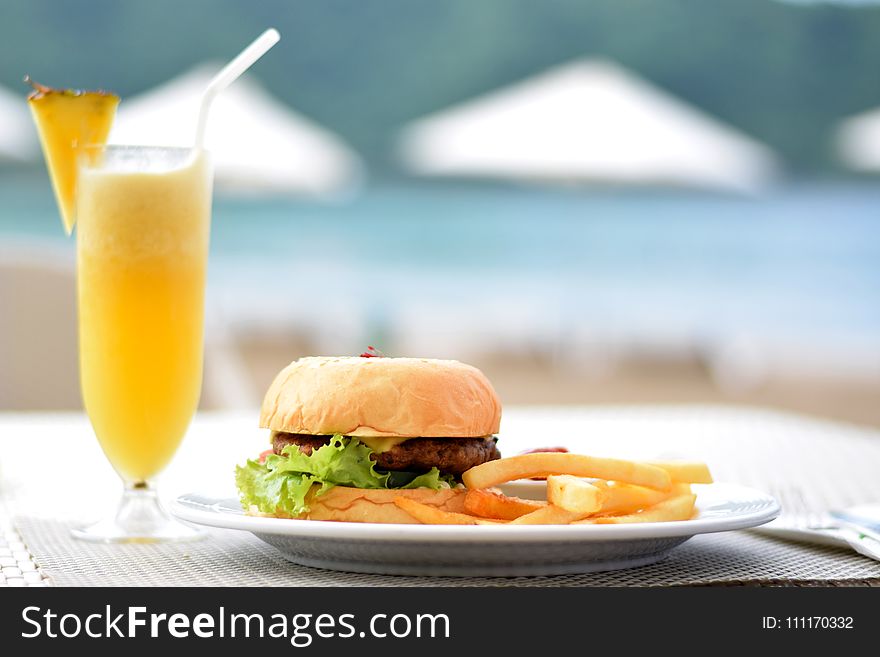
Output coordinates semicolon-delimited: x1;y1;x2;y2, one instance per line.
26;77;119;234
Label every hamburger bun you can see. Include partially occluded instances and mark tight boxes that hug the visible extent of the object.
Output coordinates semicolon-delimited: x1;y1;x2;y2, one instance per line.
284;485;468;523
260;356;502;438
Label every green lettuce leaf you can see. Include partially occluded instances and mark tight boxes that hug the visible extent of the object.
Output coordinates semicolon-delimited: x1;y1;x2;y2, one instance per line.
235;435;456;516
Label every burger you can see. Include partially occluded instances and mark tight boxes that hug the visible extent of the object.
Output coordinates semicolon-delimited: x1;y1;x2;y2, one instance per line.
235;354;502;523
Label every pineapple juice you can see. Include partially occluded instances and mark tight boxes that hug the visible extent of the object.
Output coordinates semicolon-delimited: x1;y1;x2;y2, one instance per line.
76;148;212;483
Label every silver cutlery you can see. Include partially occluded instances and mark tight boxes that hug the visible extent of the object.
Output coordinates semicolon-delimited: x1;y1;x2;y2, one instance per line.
754;486;880;562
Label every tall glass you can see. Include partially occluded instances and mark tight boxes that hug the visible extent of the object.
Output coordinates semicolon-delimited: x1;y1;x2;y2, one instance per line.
73;146;213;542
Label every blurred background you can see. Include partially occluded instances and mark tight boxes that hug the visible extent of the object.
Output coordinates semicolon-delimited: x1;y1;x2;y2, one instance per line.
2;0;879;426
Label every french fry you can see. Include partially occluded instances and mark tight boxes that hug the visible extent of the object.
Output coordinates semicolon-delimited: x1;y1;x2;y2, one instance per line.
575;493;697;524
593;481;691;516
393;497;501;525
647;461;713;484
546;475;605;514
462;452;672;491
510;504;587;525
464;489;546;520
392;450;709;526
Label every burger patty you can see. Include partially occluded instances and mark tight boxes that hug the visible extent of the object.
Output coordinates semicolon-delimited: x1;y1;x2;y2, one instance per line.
272;433;500;476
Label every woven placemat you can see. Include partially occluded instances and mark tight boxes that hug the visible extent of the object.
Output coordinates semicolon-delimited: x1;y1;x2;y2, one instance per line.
14;516;880;587
0;506;51;587
6;407;880;587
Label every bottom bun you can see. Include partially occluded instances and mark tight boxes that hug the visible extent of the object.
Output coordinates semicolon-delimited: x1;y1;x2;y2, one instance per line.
300;486;468;523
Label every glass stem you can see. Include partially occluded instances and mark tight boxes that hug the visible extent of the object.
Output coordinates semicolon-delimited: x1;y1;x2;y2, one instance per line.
115;481;161;531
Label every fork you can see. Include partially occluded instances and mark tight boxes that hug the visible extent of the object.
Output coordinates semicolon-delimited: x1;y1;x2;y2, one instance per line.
753;486;880;562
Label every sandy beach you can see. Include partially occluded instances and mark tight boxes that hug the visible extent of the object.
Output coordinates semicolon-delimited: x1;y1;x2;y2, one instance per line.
4;248;878;431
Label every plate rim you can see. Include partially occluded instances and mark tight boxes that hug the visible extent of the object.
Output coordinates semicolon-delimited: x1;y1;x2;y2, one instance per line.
170;482;780;543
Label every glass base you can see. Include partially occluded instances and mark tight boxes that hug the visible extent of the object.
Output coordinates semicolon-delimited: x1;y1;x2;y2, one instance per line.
71;483;202;544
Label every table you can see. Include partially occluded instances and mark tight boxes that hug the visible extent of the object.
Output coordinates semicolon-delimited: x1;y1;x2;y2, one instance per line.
1;406;879;587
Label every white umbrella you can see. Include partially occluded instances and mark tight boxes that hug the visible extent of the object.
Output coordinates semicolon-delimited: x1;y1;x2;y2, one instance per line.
110;65;363;196
398;58;779;193
0;84;37;162
836;107;880;172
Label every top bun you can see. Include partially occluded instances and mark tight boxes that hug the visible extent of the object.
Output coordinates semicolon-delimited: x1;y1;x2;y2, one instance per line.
260;356;502;438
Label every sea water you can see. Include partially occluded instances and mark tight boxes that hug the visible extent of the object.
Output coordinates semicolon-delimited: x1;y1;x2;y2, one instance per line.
2;177;879;373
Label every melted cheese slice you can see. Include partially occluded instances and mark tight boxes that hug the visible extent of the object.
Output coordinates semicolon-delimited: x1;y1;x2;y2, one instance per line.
355;435;414;453
269;432;494;454
356;435;496;453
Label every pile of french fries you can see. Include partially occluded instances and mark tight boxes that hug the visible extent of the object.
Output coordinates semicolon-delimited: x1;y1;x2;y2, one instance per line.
393;451;713;525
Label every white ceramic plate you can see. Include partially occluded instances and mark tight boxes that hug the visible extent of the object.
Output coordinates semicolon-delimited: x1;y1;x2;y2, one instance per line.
171;482;778;576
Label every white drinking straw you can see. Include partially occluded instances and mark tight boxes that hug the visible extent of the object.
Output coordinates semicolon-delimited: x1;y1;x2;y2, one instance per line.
193;28;281;150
